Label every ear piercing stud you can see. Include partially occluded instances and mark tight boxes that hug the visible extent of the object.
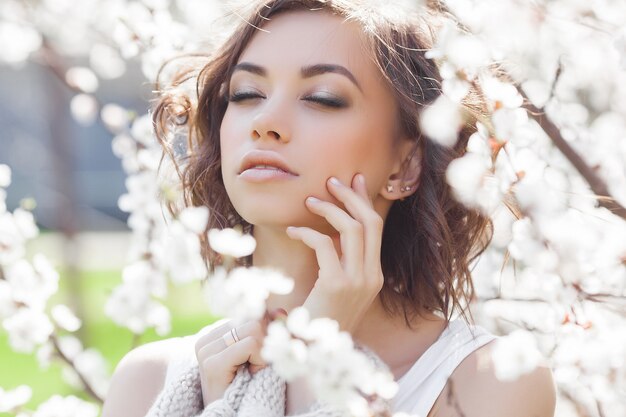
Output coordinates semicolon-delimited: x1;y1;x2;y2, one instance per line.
386;184;413;193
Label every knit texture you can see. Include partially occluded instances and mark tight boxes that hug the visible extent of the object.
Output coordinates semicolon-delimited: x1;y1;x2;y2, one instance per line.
144;343;392;417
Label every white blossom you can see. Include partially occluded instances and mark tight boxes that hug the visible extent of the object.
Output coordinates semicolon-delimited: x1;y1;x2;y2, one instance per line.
130;114;156;147
101;104;130;133
615;28;626;70
179;206;209;234
0;212;26;265
57;335;83;361
6;256;59;311
419;95;462;147
491;329;543;381
204;266;293;322
105;280;171;335
12;208;39;240
263;307;398;412
36;341;54;369
261;321;309;380
0;385;32;413
51;305;82;332
208;227;257;258
481;75;523;110
3;308;54;353
0;21;42;65
0;280;15;319
65;67;99;93
151;221;208;284
31;395;99;417
0;164;10;188
122;260;167;298
111;133;137;160
74;349;110;398
70;94;98;126
90;43;126;79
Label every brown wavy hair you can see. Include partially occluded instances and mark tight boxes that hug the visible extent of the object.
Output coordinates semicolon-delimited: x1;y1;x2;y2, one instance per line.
153;0;493;328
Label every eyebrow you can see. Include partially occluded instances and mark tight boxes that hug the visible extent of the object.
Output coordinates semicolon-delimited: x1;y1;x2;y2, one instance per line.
232;62;362;92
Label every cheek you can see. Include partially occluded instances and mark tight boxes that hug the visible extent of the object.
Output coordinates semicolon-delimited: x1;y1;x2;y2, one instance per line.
311;112;394;170
219;110;241;168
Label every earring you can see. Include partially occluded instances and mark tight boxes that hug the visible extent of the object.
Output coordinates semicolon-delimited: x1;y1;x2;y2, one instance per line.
400;185;412;192
386;184;394;193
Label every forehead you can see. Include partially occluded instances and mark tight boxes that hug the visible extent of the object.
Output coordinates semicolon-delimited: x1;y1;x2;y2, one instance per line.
237;10;383;88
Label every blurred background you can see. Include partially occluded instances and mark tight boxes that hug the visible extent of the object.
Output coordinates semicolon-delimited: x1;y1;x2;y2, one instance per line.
0;51;212;412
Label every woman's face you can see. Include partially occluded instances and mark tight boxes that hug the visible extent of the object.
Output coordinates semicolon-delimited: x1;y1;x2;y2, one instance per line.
220;10;408;233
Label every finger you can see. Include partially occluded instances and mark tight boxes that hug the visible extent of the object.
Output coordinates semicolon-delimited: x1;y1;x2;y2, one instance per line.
304;197;364;277
353;173;373;206
286;226;343;278
196;320;265;362
199;337;267;393
202;335;267;377
194;320;234;356
326;176;374;225
330;175;384;280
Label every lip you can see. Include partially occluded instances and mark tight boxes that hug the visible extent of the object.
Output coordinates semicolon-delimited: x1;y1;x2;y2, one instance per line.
238;150;298;176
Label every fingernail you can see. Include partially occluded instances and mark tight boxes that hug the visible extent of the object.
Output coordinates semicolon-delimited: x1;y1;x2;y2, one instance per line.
358;174;365;185
307;196;320;204
329;177;341;186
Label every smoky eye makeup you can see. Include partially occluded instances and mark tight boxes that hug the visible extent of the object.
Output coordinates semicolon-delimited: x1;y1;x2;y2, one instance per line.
228;90;265;102
226;78;350;109
304;91;349;108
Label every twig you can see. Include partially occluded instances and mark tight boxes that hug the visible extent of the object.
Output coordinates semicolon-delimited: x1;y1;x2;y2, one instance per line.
50;333;104;404
519;88;626;220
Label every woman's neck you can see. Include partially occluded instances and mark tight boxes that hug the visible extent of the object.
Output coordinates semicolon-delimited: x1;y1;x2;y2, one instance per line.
251;223;400;339
252;223;326;313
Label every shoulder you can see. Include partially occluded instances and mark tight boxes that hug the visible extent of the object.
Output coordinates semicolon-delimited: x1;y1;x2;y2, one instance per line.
101;321;225;417
430;339;556;417
101;337;186;417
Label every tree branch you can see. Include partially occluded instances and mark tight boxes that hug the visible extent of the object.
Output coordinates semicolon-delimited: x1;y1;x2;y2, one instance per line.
50;333;104;404
519;89;626;220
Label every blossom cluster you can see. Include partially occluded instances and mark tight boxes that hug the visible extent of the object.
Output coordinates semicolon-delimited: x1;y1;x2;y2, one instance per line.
0;165;104;415
424;1;626;415
261;307;399;417
106;113;211;336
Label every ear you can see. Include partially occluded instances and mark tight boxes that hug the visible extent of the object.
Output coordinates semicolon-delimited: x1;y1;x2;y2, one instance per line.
381;139;422;201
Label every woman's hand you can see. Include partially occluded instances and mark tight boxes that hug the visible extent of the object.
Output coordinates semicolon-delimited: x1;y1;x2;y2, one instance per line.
286;173;385;335
194;309;287;407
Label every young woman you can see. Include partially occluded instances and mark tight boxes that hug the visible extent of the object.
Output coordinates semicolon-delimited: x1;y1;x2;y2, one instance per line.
102;1;556;416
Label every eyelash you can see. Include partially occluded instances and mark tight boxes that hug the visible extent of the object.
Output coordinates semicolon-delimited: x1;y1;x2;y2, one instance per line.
227;91;347;109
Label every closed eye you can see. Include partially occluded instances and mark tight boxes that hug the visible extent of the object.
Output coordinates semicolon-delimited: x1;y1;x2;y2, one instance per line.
228;91;347;109
228;91;264;102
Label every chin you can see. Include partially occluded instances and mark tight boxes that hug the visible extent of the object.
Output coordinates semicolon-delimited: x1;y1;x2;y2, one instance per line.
234;200;303;227
237;203;334;233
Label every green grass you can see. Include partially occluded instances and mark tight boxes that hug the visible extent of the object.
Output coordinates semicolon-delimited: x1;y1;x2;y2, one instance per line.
0;269;219;416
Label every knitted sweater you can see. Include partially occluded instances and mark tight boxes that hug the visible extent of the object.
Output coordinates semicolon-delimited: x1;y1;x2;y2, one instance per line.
145;343;392;417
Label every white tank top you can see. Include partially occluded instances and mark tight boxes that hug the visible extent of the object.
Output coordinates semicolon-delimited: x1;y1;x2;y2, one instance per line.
163;317;497;416
392;318;497;415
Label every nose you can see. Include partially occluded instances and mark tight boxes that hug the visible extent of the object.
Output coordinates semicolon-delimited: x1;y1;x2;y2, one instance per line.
250;96;291;143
